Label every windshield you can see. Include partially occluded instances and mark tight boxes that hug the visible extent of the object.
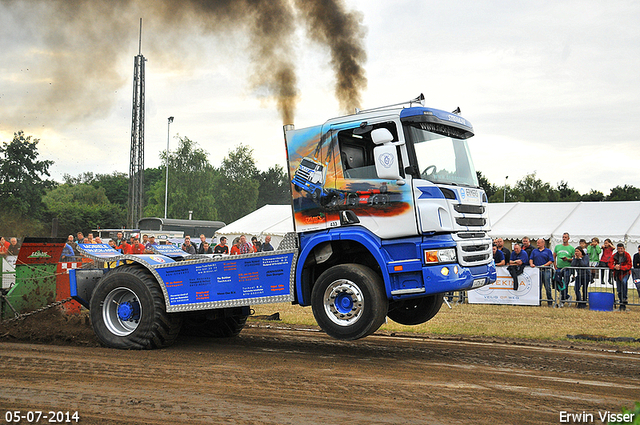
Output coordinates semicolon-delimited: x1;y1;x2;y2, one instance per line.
300;158;321;170
404;124;479;187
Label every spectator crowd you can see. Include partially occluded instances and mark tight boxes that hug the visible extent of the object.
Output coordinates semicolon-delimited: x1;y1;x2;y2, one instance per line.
0;232;277;262
4;229;637;311
179;234;274;255
0;237;20;257
493;234;640;311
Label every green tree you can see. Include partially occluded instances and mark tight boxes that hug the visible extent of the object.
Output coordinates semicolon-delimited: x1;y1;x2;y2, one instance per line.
0;131;55;236
215;144;260;223
92;172;128;206
581;189;605;202
143;167;164;211
555;180;580;202
511;172;554;202
144;136;218;221
63;171;129;207
63;172;95;185
488;184;513;203
607;185;640;201
256;164;291;208
144;167;164;188
42;183;126;237
44;183;110;208
476;171;497;200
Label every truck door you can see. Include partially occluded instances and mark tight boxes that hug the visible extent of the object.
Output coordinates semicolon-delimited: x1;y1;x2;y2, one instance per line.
332;121;417;239
287;125;335;233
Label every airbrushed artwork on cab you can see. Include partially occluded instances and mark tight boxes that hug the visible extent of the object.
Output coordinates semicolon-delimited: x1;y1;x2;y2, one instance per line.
286;125;413;233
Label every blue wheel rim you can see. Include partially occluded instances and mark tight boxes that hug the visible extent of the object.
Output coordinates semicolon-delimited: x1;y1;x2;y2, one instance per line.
322;279;364;326
103;287;142;336
335;293;354;314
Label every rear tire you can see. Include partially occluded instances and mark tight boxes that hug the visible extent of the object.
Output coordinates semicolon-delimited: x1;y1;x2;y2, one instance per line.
90;266;182;349
181;307;249;338
387;294;443;326
311;264;387;340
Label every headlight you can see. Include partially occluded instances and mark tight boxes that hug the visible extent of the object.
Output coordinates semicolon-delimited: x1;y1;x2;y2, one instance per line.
424;248;457;264
438;248;457;262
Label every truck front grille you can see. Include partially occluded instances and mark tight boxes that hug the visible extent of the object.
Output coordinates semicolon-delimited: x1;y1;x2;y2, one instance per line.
295;168;311;181
455;217;487;226
455;236;492;267
453;204;485;214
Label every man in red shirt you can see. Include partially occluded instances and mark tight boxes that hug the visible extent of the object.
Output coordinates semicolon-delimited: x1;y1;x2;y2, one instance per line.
0;236;9;258
230;237;241;255
123;235;145;255
608;243;632;311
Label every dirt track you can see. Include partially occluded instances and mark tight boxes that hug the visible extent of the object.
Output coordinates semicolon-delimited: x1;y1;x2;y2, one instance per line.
1;319;639;425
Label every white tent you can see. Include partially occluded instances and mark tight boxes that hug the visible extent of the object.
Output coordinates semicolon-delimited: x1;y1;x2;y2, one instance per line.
485;202;516;226
488;201;640;250
488;202;580;241
215;205;294;249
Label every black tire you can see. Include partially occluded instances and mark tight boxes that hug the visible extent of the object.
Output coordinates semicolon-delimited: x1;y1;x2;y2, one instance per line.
181;307;249;338
89;266;182;349
387;294;444;326
311;264;388;340
320;191;338;208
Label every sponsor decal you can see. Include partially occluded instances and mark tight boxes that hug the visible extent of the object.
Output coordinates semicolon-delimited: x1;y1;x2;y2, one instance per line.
378;152;394;168
447;114;466;125
468;267;539;306
28;250;51;259
460;187;480;200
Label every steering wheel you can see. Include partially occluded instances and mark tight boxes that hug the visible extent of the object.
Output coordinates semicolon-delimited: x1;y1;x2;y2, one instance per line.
421;165;437;179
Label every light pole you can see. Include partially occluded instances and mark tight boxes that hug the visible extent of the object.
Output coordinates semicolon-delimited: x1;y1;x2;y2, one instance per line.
164;116;174;219
503;175;509;203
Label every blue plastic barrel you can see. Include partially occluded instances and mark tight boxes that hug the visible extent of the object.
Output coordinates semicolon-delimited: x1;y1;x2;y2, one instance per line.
588;292;614;311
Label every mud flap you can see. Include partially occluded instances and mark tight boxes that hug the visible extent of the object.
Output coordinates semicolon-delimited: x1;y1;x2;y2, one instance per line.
70;268;108;309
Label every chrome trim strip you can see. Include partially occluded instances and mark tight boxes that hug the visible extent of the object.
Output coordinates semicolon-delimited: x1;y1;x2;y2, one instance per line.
391;287;426;295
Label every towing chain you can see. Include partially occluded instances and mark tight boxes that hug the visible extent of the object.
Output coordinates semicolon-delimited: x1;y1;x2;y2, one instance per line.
0;296;74;325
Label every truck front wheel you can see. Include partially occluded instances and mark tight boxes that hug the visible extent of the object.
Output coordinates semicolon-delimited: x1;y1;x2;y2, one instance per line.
90;266;182;349
387;294;444;326
311;264;388;340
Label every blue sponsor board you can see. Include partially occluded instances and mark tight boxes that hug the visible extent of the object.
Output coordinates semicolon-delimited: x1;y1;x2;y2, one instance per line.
151;243;192;259
78;243;175;265
78;243;122;258
134;254;176;266
155;252;295;306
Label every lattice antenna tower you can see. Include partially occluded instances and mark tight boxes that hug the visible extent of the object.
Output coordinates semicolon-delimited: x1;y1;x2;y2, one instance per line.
128;18;146;228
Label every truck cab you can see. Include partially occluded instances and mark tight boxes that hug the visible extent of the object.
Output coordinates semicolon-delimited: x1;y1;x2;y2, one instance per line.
285;95;496;339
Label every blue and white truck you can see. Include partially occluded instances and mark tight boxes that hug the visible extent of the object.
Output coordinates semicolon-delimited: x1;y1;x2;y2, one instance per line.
71;94;496;349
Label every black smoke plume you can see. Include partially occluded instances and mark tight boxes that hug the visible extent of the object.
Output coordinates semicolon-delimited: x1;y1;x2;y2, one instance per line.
295;0;367;114
0;0;367;127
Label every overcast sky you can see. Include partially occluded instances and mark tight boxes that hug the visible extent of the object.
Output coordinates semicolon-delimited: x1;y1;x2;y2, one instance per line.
1;0;638;195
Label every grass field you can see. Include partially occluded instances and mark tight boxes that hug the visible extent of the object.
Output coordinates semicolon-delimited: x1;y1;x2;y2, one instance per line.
250;301;640;348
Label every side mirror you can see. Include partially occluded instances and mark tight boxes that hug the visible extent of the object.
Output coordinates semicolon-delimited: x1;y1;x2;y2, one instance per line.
374;145;402;180
371;128;394;145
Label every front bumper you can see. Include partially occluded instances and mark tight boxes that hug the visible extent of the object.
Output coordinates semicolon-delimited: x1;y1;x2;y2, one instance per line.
388;260;497;298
